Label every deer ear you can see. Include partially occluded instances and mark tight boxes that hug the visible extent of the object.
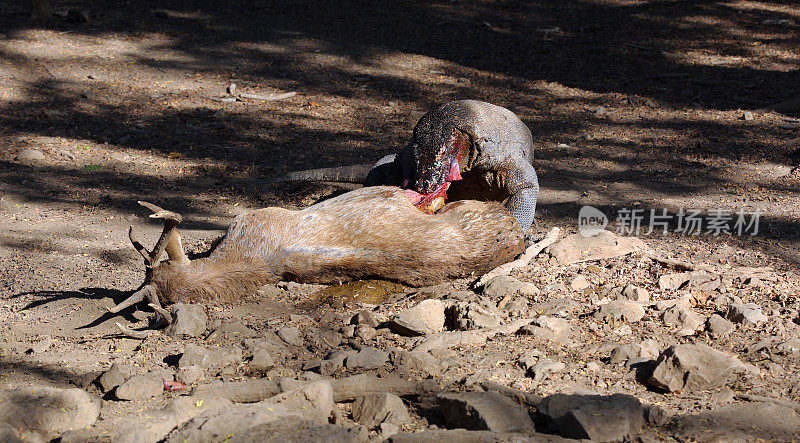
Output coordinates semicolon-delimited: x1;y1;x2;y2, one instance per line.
164;229;189;264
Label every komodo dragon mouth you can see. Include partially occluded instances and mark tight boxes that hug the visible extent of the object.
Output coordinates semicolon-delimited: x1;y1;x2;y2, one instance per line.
403;128;468;214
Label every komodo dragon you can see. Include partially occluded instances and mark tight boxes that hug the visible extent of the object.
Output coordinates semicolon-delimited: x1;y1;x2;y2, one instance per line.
278;100;540;232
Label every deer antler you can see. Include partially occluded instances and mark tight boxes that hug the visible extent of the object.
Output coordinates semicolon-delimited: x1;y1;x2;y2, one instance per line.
106;201;186;337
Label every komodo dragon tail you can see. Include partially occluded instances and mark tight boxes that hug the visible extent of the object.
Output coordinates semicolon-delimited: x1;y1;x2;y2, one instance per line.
273;163;374;183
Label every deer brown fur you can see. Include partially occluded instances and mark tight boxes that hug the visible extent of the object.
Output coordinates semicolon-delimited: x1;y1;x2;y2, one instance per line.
109;186;525;335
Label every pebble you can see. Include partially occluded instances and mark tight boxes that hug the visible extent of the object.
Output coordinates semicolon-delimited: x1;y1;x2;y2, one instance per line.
595;300;645;323
725;303;768;325
15;149;45;163
570;275;590;291
389;299;445;336
277;326;304;346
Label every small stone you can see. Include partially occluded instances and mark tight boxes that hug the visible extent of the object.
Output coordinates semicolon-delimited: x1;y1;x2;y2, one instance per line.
353;310;379;327
115;369;173;400
249;349;275;371
380;422;399;439
711;387;735;403
15;149;45;164
662;305;705;335
165;303;207;338
176;365;204;385
776;338;800;354
549;231;646;265
609;344;642;365
319;350;356;376
345;347;388;370
483;275;540;298
392;350;445;377
437;391;536;434
707;314;735;337
537;393;644;441
227;83;236;94
586;362;601;371
355;324;377;340
741;111;754;121
447;299;503;330
647;343;755;393
352;393;411;428
529;359;566;382
595;300;645;323
658;272;692;291
570;275;590;291
277;326;304;346
621;284;650;302
27;339;53;355
97;363;135;392
725;303;768;325
390;299;445;336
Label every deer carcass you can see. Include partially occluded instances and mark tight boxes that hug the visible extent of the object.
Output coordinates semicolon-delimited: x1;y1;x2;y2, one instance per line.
108;186;525;336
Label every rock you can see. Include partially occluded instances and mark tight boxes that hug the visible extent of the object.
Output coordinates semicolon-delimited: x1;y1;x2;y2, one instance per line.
483;275;540;298
346;347;388;370
320;350;357;376
501;298;528;318
725;303;768;325
586;361;601;371
528;358;566;382
530;298;580;317
537;393;644;441
549;231;646;265
352;393;411;427
389;429;573;442
179;343;242;371
165;303;208;338
390;299;445;336
776;337;800;354
61;396;232;443
710;387;735;403
437;391;536;434
595;300;645;323
654;296;692;311
0;423;22;443
97;362;135;392
517;348;545;371
15;149;45;164
447;299;503;330
392;350;445;377
670;402;800;441
234;417;364;442
621;284;650;302
27;338;53;354
269;380;334;423
355;324;377;340
176;365;204;385
706;314;735;337
353;310;380;327
658;272;692;291
116;369;173;400
741;111;754;121
206;321;257;341
380;422;400;439
518;316;573;344
249;348;275;371
647;343;756;392
639;339;661;359
609;344;642;365
569;275;590;291
661;305;705;335
167;382;333;442
0;386;100;434
277;326;304;346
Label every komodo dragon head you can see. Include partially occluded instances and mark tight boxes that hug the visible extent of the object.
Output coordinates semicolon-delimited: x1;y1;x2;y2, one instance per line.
403;106;475;214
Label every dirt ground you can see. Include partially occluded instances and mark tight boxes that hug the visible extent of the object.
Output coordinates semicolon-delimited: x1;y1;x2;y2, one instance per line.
1;0;800;441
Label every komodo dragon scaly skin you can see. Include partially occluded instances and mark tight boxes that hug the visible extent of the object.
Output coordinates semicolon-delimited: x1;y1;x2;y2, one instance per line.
278;100;540;232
